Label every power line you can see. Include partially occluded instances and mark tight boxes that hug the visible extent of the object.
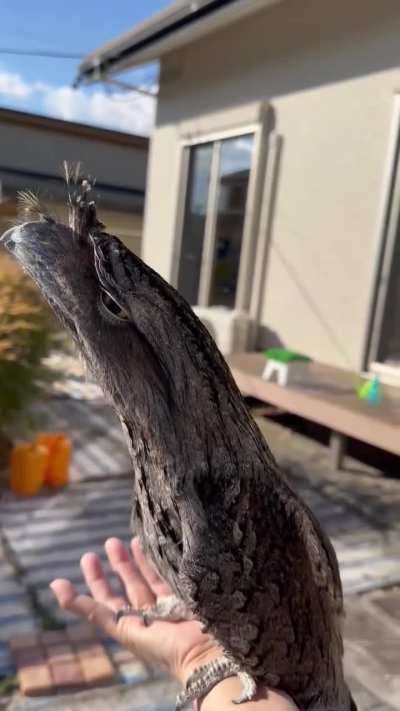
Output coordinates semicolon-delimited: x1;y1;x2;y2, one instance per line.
0;46;158;98
0;47;84;59
103;78;157;98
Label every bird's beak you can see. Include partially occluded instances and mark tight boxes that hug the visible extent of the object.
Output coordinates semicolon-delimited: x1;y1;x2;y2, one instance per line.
1;226;17;252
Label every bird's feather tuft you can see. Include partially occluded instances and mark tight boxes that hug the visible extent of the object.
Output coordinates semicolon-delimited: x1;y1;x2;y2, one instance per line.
17;190;45;223
63;161;104;240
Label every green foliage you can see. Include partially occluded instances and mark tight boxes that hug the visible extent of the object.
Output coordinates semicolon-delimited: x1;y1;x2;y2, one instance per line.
0;676;17;695
0;270;62;436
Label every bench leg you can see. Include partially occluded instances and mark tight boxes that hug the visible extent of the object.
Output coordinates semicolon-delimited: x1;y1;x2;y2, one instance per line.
330;431;346;470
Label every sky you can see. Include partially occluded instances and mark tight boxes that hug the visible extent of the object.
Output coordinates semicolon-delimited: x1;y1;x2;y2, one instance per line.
0;0;172;136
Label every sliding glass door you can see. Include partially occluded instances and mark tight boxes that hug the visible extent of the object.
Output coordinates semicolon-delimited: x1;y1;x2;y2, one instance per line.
177;144;213;305
177;133;255;308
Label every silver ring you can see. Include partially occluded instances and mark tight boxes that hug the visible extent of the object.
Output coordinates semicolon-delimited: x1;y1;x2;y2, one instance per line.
115;605;149;625
115;605;134;623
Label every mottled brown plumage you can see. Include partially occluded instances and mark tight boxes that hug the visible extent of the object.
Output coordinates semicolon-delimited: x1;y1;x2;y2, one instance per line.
2;172;355;710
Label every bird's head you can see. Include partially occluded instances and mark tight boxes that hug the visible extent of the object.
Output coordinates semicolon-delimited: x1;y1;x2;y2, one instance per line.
0;166;189;430
1;165;268;494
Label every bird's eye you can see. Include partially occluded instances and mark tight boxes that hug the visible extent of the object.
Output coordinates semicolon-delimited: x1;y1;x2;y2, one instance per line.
99;290;130;322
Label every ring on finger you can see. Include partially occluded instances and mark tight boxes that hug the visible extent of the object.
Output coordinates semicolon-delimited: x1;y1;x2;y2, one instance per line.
115;604;151;626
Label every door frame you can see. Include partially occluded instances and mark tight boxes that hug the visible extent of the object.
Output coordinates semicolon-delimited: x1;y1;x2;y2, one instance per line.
364;94;400;368
170;121;267;310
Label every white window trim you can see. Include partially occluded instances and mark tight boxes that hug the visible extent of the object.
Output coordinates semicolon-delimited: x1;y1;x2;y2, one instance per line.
364;93;400;368
198;142;221;306
169;120;268;311
249;131;282;323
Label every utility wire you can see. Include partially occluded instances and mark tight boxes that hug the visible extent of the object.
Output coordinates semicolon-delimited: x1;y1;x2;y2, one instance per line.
0;48;84;59
0;47;158;97
104;78;157;98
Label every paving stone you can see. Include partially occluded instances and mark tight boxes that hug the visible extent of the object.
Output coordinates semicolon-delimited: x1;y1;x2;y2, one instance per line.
0;602;37;620
117;660;149;685
107;644;136;666
345;641;400;709
49;659;83;692
40;631;67;646
9;630;120;699
73;640;115;685
0;641;14;678
76;646;115;686
45;644;74;666
370;587;400;625
74;641;105;659
16;646;53;698
0;620;37;644
344;595;400;707
6;676;179;710
8;635;39;654
13;648;45;669
0;581;27;597
65;622;98;643
347;674;398;711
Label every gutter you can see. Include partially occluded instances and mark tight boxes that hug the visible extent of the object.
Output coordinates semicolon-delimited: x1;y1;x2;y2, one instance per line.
76;0;241;86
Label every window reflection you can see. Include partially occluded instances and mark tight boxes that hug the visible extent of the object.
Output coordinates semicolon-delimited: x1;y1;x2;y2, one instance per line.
209;135;254;307
177;134;254;308
378;225;400;365
177;143;213;305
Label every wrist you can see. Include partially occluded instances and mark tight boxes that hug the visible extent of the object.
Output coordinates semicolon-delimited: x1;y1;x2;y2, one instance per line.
178;643;224;687
198;676;248;710
198;677;299;710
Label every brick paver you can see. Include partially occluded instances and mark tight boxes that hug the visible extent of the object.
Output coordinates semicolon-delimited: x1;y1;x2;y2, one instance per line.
9;628;116;697
16;646;53;697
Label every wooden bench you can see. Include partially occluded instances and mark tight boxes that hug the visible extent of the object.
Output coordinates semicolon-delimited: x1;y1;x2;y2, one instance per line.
226;352;400;468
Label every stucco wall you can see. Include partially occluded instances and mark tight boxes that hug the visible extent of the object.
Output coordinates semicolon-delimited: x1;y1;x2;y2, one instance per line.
142;0;400;370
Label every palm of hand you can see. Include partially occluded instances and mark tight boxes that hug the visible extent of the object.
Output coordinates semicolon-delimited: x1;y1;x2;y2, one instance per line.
50;537;220;684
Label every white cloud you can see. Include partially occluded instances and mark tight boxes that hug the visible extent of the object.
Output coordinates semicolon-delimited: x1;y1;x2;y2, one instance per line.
0;68;156;136
0;70;33;98
43;85;155;136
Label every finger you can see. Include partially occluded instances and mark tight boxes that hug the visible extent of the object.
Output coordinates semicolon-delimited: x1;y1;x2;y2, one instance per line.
105;538;155;609
80;552;126;612
50;578;118;638
131;537;172;598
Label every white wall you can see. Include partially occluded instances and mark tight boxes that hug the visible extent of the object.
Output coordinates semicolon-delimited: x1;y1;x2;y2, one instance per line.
0;120;147;193
142;0;400;370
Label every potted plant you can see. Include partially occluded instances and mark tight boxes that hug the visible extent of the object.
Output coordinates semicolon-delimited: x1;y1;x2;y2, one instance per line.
0;253;63;489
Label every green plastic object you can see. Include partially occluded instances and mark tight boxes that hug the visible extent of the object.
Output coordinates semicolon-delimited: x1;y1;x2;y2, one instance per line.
357;375;382;406
263;348;311;364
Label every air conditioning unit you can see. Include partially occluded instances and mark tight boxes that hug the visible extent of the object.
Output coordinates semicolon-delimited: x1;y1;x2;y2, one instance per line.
193;306;253;355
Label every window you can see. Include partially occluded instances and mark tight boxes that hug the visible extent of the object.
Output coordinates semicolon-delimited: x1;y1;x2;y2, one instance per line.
177;132;256;308
177;144;213;305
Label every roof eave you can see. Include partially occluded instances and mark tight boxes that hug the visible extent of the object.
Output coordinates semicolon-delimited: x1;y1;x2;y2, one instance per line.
77;0;282;85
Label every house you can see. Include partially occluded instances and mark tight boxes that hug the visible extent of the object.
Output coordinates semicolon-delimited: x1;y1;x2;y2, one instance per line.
76;0;400;380
0;108;148;257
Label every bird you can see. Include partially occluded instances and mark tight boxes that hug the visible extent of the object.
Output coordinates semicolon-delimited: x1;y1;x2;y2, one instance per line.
1;166;357;711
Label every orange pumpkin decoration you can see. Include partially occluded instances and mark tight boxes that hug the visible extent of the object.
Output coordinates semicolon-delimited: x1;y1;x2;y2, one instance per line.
9;443;48;496
35;433;71;488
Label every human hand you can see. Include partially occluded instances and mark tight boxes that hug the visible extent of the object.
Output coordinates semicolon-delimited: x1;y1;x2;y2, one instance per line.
50;536;222;686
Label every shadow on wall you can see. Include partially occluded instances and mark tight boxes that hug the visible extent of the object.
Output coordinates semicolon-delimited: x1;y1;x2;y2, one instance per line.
249;105;352;365
255;325;285;351
251;106;285;352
